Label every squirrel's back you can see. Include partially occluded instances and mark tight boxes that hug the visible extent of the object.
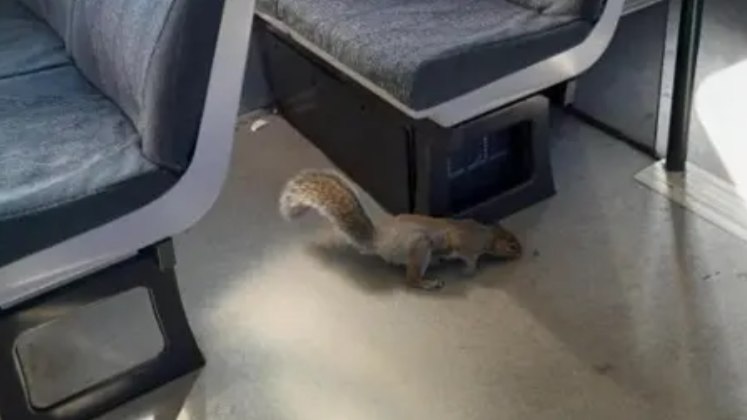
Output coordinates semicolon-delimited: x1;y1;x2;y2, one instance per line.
279;169;376;250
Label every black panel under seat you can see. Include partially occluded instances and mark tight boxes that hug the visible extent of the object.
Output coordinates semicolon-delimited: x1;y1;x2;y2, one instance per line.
441;103;551;219
412;98;555;221
259;19;556;222
447;125;533;212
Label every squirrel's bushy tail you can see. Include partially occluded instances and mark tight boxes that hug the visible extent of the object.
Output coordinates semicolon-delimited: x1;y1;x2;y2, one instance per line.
279;169;376;250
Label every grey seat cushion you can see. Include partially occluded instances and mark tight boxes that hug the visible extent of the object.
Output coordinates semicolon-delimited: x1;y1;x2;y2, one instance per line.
273;0;593;110
0;4;175;264
0;67;158;220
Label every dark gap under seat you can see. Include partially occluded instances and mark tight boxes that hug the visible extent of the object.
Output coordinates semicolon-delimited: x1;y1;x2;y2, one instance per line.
259;0;593;110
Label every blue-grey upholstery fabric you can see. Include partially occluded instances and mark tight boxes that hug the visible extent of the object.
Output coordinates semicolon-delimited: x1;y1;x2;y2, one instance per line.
68;0;225;169
0;66;157;221
0;1;69;80
506;0;585;15
0;170;176;267
17;0;75;39
14;0;225;170
0;1;178;264
274;0;592;110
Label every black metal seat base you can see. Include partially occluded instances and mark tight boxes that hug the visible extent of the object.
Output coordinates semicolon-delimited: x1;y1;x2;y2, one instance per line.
0;241;205;420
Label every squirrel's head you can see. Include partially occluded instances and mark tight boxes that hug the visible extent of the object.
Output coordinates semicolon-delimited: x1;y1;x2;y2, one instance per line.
488;224;523;259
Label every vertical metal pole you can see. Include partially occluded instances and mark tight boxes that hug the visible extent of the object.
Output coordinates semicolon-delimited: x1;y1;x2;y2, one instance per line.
665;0;706;172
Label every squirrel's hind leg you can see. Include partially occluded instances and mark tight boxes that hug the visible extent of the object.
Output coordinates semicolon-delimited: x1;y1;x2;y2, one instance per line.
405;237;444;291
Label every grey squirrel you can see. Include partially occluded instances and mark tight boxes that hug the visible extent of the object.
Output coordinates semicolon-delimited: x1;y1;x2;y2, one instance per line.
279;169;523;290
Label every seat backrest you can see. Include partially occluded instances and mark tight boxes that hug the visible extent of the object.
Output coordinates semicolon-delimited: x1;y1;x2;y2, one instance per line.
18;0;226;171
17;0;75;39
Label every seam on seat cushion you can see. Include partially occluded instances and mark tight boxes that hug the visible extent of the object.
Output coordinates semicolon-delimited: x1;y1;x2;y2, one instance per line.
0;63;70;82
1;1;149;166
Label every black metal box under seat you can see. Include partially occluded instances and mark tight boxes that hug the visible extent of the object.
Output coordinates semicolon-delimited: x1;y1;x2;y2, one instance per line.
259;21;556;222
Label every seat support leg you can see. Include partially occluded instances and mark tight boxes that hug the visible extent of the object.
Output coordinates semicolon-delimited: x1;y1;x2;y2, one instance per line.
665;0;706;172
0;240;205;420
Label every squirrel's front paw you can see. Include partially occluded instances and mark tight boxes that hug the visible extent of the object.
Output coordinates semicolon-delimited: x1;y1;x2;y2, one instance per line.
415;278;445;291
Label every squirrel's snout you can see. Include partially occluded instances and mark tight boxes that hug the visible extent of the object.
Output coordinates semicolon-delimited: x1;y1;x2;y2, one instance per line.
492;234;523;258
